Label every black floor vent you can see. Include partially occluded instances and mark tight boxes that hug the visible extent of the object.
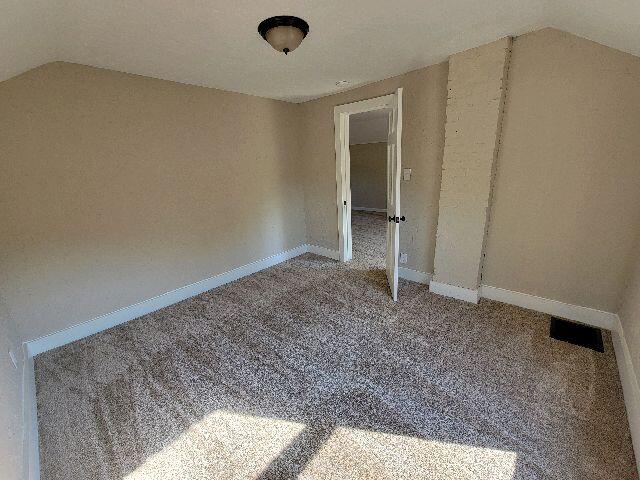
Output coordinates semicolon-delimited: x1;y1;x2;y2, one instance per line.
549;317;604;352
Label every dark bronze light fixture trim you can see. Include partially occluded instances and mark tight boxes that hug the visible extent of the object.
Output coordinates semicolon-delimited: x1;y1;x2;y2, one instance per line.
258;16;310;55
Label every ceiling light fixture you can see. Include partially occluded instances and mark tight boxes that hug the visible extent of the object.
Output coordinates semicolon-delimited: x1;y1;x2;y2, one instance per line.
258;16;309;55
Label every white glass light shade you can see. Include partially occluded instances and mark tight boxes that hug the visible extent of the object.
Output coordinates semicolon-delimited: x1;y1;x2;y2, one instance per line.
265;26;305;54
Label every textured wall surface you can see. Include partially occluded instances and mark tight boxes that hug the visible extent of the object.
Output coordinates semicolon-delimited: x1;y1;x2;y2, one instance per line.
432;38;512;290
618;242;640;467
301;63;449;274
0;62;306;344
482;28;640;312
620;247;640;387
350;142;387;211
0;306;22;480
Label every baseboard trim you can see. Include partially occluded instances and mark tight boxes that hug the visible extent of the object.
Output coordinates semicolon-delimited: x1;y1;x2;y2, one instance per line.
430;281;479;304
352;207;386;213
21;347;39;480
398;267;431;284
26;244;334;357
611;318;640;473
480;285;618;331
307;244;340;260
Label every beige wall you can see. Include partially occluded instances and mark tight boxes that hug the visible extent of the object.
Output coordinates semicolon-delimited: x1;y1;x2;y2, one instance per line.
301;63;449;274
0;307;22;480
618;243;640;463
432;38;512;290
482;28;640;312
350;142;387;210
0;62;306;345
620;246;640;385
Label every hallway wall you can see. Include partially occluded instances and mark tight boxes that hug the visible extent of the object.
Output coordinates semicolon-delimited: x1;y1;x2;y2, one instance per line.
350;142;387;211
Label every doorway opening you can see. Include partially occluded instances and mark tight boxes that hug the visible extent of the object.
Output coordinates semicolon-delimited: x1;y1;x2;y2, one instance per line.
334;89;403;300
349;111;389;270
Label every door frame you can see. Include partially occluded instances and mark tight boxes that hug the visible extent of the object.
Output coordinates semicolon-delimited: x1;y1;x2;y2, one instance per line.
334;90;402;262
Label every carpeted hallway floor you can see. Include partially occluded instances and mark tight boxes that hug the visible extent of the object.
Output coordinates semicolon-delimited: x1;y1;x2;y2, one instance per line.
35;212;637;479
350;210;387;269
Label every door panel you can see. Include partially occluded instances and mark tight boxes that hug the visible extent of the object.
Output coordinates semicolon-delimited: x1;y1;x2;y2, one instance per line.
386;88;403;301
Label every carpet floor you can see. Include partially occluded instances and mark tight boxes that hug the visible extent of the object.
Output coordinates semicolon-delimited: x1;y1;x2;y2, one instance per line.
35;212;637;479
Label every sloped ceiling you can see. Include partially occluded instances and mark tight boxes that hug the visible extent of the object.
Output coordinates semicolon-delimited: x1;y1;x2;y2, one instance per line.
2;0;639;102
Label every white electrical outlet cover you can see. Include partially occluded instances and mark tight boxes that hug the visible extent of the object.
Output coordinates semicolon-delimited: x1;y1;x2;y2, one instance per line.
400;253;408;263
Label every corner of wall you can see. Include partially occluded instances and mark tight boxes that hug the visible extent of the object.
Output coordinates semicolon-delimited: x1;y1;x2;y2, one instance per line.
0;301;25;480
477;37;514;287
612;317;640;474
296;102;312;246
21;344;39;480
432;36;513;295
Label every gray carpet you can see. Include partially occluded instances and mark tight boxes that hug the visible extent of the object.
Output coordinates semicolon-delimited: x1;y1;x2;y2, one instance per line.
35;212;637;479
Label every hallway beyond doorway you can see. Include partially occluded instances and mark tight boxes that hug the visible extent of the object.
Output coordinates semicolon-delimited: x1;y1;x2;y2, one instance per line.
351;210;386;269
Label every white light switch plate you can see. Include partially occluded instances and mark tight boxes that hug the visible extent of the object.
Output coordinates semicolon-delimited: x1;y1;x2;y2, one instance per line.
403;168;412;181
400;253;408;264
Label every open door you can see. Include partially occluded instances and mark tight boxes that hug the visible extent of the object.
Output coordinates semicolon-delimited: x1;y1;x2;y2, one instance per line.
334;89;403;300
386;88;403;301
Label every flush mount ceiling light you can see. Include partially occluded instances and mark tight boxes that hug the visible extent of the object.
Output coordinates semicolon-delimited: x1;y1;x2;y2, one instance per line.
258;16;309;55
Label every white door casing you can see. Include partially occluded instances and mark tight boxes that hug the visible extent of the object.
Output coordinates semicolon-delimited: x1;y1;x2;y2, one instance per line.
334;88;403;300
386;88;402;301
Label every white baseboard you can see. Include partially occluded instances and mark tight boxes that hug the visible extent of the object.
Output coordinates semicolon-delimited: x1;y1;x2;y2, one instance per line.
480;285;618;331
26;244;330;357
430;281;479;304
398;267;431;284
427;281;618;329
306;247;431;285
21;347;39;480
611;318;640;474
352;207;386;213
307;244;340;260
307;247;431;285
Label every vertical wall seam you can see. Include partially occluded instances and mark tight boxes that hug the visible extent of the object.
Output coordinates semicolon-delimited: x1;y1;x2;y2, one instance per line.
478;36;514;285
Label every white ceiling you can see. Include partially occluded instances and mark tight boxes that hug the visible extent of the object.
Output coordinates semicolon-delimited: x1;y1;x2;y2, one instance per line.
0;0;59;82
350;110;389;145
2;0;639;102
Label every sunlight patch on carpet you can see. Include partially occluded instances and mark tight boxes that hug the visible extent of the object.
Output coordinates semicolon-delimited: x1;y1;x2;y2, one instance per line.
124;410;305;479
124;410;517;479
300;426;518;480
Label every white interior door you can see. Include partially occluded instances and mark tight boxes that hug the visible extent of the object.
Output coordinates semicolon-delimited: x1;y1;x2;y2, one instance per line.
386;88;403;301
